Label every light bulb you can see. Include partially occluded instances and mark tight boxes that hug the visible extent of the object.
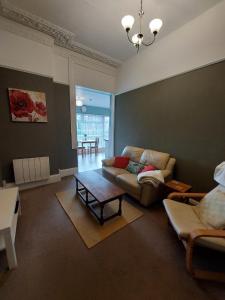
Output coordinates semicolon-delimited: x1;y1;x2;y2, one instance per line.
76;100;83;107
132;34;143;45
121;15;135;30
149;18;163;34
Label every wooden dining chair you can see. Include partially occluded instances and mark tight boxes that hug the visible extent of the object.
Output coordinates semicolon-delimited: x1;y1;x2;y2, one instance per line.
77;141;85;156
90;137;99;154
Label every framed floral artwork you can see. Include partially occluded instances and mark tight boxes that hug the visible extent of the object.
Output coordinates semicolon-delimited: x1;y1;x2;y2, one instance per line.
8;88;48;122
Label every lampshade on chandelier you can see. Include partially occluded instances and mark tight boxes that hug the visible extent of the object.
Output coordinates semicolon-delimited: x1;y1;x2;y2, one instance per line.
121;0;163;52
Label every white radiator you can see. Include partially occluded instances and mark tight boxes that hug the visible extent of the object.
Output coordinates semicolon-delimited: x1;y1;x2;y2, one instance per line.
13;157;50;184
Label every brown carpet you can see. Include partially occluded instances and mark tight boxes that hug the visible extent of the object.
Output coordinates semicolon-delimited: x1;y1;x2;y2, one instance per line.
0;176;225;300
56;189;143;248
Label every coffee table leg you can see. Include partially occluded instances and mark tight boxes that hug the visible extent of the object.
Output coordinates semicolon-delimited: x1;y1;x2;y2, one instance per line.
118;197;122;216
100;203;104;225
75;178;78;193
85;189;89;206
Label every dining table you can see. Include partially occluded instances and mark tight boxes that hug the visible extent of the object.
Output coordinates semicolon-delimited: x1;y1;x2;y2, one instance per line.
79;140;97;154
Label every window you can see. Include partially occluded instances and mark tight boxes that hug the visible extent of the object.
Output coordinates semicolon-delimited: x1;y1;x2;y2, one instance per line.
76;114;109;148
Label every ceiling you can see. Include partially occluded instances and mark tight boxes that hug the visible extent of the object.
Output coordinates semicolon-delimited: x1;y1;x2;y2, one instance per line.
76;86;111;108
8;0;222;61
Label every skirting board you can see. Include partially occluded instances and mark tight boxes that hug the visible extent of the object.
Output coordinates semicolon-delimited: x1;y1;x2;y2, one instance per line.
59;168;76;178
3;167;78;191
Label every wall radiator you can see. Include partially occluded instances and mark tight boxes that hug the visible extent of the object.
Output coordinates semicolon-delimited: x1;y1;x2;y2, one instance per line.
13;157;50;185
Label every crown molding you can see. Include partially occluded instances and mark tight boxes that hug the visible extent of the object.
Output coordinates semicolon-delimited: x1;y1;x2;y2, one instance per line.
54;46;117;77
0;0;121;68
0;16;54;47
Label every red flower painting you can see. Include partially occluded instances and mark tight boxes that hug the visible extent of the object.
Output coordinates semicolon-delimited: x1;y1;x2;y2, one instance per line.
8;88;48;122
35;101;47;117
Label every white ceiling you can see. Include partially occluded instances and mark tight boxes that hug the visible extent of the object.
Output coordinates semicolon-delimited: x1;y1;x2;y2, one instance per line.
76;86;111;108
9;0;222;61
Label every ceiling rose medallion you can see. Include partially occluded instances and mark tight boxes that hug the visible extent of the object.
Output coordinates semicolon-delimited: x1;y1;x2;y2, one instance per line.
121;0;163;52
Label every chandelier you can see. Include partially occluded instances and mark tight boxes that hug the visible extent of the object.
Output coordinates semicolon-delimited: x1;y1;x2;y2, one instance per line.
121;0;163;52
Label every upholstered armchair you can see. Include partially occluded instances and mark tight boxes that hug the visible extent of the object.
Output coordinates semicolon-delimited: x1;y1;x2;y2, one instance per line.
163;162;225;282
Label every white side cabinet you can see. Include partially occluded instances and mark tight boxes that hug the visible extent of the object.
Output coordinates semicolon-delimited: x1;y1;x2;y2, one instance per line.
0;187;20;269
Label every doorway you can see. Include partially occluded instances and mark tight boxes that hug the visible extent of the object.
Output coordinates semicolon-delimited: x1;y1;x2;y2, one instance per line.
75;86;113;172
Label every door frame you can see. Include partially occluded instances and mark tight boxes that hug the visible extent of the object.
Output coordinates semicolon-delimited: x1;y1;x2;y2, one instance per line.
68;56;116;157
109;94;115;157
72;85;115;157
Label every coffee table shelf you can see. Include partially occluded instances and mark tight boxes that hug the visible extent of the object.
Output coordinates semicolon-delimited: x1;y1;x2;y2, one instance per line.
75;171;125;225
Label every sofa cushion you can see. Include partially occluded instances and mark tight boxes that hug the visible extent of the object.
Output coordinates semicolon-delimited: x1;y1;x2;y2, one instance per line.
116;173;141;198
199;185;225;229
113;156;130;169
140;164;157;173
126;161;144;174
102;166;129;178
122;146;144;163
140;149;170;170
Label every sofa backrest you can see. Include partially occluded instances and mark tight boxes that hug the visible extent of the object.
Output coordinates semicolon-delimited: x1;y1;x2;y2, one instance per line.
122;146;144;163
140;149;170;170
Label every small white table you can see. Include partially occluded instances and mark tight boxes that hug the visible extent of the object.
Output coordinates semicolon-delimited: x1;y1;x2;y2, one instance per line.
0;187;20;269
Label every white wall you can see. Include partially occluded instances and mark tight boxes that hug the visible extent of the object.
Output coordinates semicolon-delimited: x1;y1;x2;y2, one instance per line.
0;16;117;151
116;0;225;94
0;25;54;78
0;16;117;92
53;53;69;84
73;63;115;93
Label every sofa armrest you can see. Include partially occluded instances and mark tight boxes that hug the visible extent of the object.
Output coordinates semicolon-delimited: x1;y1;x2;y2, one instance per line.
161;169;171;180
166;157;176;172
162;158;176;181
102;157;115;167
139;181;165;207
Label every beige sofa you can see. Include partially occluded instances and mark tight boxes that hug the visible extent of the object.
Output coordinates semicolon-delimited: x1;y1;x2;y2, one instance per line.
102;146;176;207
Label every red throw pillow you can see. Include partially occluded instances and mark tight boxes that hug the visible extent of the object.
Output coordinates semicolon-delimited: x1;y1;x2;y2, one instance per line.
113;156;130;169
140;164;157;173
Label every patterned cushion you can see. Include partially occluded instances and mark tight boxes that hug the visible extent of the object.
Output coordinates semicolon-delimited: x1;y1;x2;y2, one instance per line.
126;161;144;174
199;185;225;229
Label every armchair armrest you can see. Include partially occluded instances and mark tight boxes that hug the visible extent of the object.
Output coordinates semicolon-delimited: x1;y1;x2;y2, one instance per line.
168;192;206;201
102;157;115;167
186;228;225;282
189;229;225;240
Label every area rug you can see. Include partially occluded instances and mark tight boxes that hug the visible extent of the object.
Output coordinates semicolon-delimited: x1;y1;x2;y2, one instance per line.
56;189;143;248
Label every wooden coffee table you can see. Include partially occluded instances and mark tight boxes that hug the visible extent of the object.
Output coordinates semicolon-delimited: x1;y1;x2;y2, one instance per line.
75;171;126;225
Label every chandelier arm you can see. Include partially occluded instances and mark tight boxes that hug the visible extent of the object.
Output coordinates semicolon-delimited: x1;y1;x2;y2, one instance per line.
142;35;156;47
126;31;135;45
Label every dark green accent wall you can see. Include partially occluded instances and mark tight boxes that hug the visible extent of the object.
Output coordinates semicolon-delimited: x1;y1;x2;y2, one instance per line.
115;60;225;192
76;105;110;116
0;67;77;182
